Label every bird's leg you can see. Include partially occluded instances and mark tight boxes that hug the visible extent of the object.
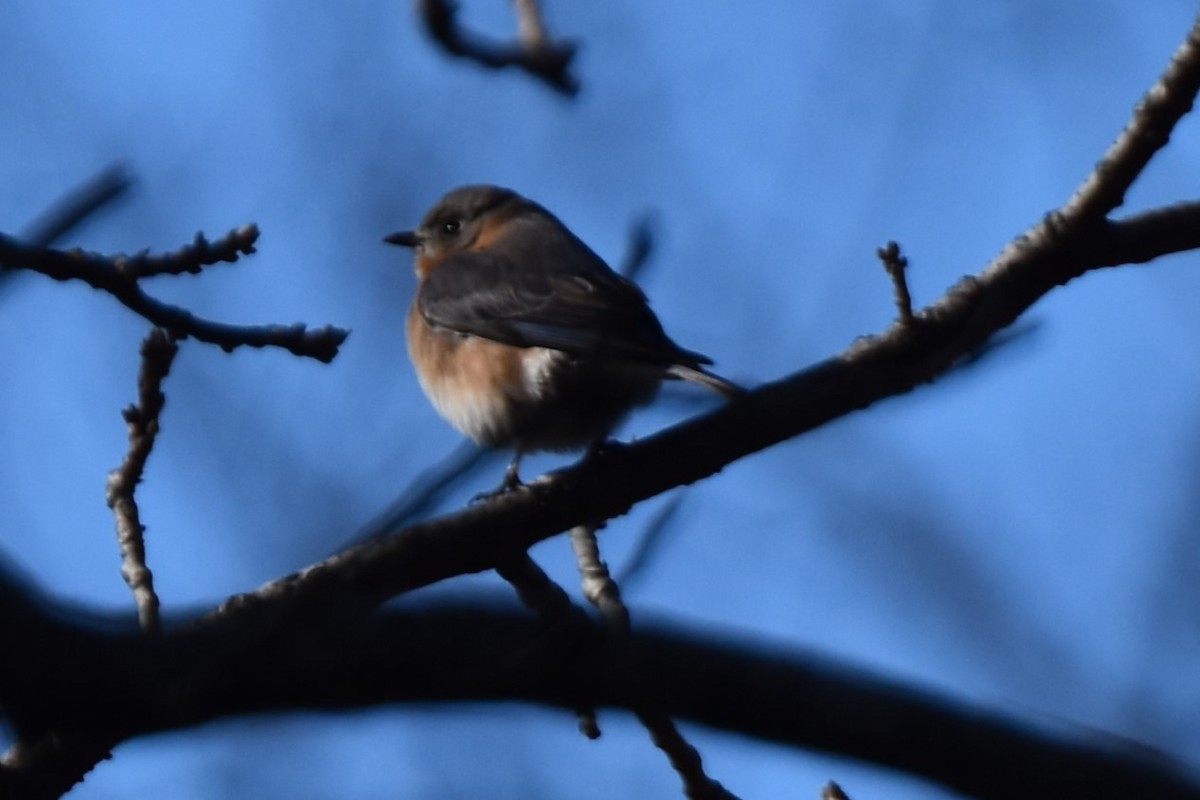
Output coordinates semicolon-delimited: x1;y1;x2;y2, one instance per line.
472;448;526;503
501;454;524;491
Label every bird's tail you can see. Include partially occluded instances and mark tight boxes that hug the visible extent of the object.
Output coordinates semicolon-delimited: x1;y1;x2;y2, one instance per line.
667;364;745;398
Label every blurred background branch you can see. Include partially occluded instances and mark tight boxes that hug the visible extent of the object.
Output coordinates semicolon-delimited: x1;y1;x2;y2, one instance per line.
1;580;1197;799
416;0;579;95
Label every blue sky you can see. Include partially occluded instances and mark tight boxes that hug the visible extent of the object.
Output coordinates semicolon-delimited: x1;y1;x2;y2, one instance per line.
2;2;1199;798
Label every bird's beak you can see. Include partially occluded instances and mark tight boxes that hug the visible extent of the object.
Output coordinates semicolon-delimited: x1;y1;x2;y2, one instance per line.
383;230;420;248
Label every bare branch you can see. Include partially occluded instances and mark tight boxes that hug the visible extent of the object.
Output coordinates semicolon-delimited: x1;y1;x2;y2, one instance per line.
20;163;133;248
106;226;262;279
493;553;601;739
15;327;183;792
345;442;494;545
416;0;579;96
0;733;117;800
570;524;737;800
569;525;624;625
616;493;684;586
1084;199;1200;266
105;328;177;633
1059;18;1200;222
618;213;657;281
2;592;1198;800
0;228;349;363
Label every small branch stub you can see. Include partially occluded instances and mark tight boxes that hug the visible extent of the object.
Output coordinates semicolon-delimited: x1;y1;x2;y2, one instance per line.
876;240;915;326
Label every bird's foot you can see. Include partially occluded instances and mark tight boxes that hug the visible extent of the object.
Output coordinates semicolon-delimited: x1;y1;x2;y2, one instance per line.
471;460;525;504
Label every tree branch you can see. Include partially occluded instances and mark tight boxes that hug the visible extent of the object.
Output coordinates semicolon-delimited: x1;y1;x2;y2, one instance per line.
106;328;177;633
416;0;579;95
0;227;349;362
1;592;1197;799
569;524;736;800
19;163;133;249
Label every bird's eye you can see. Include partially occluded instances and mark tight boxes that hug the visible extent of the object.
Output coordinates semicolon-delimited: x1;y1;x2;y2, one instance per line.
441;219;461;236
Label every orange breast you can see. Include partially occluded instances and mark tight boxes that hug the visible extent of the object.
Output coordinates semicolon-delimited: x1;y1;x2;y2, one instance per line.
405;297;665;454
406;301;537;447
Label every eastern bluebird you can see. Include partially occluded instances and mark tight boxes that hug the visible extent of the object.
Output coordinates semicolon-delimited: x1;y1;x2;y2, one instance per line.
386;185;740;490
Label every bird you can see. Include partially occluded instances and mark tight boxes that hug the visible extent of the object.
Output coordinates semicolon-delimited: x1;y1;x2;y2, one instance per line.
385;184;741;492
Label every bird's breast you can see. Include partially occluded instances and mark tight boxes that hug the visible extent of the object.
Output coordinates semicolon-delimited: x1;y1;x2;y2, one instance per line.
405;301;666;454
406;303;560;446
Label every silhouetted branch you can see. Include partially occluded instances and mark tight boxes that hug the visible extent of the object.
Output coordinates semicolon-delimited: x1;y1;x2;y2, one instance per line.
618;213;657;281
1080;199;1200;266
20;163;133;249
0;164;133;299
0;733;117;800
493;552;601;739
347;442;495;545
416;0;579;95
1;589;1197;799
616;493;685;586
0;227;348;362
1058;22;1200;222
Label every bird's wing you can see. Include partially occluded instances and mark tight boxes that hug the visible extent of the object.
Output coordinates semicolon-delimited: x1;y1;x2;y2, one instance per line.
418;250;712;367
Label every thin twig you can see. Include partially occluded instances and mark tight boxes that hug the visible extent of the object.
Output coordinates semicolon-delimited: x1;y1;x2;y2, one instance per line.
105;328;177;633
569;524;627;627
493;553;601;739
416;0;579;95
346;442;495;546
616;492;685;586
513;0;548;48
569;524;739;800
618;213;657;281
0;164;134;298
20;163;133;248
0;228;348;362
876;241;914;326
106;227;263;279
